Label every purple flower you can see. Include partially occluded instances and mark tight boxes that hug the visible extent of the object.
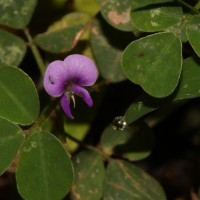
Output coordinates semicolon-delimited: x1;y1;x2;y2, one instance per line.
44;54;98;120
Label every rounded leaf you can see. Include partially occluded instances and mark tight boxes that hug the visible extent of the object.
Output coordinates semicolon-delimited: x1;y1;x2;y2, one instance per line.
122;32;182;97
0;29;26;66
0;0;38;29
91;16;127;82
124;93;172;124
175;57;200;100
103;159;167;200
186;15;200;57
131;0;183;32
101;121;155;161
0;117;24;175
34;12;90;53
70;150;105;200
97;0;135;31
0;66;40;125
16;131;74;200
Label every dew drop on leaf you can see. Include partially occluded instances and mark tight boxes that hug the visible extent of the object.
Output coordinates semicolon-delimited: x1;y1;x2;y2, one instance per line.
112;116;127;131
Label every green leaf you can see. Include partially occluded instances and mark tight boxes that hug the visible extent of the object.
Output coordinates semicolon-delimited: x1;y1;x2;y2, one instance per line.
16;131;74;200
97;0;135;31
74;0;99;16
124;93;171;124
175;57;200;100
131;0;183;32
0;0;38;29
0;66;39;125
164;12;192;43
124;57;200;124
125;101;157;125
122;32;182;98
0;29;26;66
186;15;200;57
103;159;167;200
0;117;24;175
70;150;105;200
34;12;90;53
100;121;155;161
0;60;10;67
91;15;131;82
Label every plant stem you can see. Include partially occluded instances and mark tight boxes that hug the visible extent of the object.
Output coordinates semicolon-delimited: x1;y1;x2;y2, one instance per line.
37;98;60;126
65;132;110;161
175;0;200;14
23;28;46;75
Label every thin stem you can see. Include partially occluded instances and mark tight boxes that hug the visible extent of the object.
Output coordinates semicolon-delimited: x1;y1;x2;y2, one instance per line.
37;98;60;126
23;28;46;75
175;0;200;14
65;132;110;161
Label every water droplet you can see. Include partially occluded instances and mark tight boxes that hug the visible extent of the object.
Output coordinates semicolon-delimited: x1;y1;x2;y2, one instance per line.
112;116;127;131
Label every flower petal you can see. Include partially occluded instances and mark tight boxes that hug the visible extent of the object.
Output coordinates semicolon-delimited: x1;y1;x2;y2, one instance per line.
64;54;98;86
43;60;67;97
60;94;74;120
72;84;93;107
